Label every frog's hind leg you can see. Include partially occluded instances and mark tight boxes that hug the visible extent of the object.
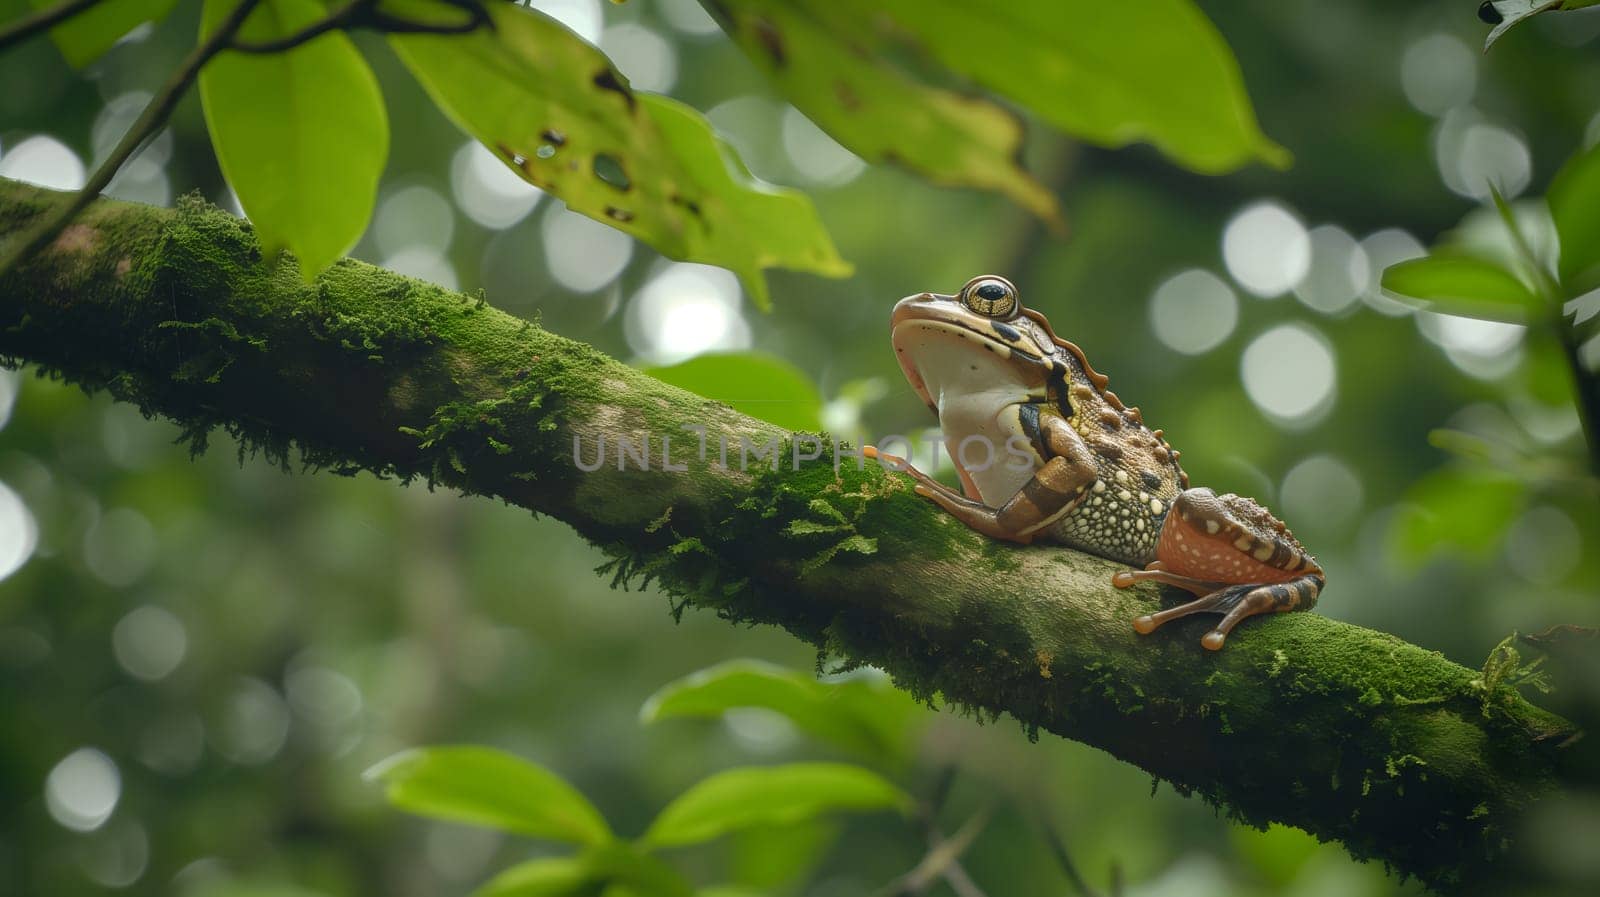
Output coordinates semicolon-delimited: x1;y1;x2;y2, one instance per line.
1114;487;1323;650
1127;575;1323;651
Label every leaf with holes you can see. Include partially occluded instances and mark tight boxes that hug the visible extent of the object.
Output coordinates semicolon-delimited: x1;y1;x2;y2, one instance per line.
701;0;1061;226
389;1;849;309
714;0;1285;189
198;0;387;280
26;0;178;68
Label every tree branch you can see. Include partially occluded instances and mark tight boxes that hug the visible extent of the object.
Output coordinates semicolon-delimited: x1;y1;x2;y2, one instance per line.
0;181;1579;892
0;0;101;55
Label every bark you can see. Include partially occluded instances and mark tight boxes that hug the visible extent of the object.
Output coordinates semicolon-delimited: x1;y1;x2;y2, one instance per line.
0;180;1579;891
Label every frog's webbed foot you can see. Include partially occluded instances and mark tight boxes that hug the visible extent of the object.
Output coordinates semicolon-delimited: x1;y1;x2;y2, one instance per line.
1118;573;1324;651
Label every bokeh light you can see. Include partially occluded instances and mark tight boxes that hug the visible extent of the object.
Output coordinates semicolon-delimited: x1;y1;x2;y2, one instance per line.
624;262;751;364
381;245;459;291
526;0;602;45
602;23;678;92
215;678;292;766
79;819;149;888
1415;312;1523;380
1148;269;1238;355
1222;201;1310;298
657;0;721;36
782;108;866;186
1359;228;1427;317
1240;323;1337;425
0;135;86;190
0;480;36;583
1399;33;1475;116
1280;454;1364;537
450;140;544;229
45;748;121;832
82;507;157;587
1434;110;1531;201
542;206;634;293
1505;505;1581;585
112;605;188;682
1293;225;1369;316
374;183;455;258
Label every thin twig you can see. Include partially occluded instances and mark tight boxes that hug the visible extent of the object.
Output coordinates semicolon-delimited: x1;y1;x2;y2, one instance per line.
0;0;102;55
226;0;488;54
0;0;264;281
1039;815;1103;897
884;803;995;897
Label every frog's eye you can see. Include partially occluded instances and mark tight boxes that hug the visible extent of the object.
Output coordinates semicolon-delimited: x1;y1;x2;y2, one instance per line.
960;276;1019;318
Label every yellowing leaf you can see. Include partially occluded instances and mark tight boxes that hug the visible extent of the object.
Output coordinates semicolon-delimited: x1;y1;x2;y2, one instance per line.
198;0;388;279
389;1;850;309
740;0;1285;182
703;0;1061;226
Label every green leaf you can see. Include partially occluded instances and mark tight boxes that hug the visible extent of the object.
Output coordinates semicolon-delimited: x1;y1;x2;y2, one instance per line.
644;352;823;432
641;762;910;848
1389;466;1527;570
474;846;693;897
748;0;1284;178
198;0;387;280
702;0;1061;226
366;746;612;846
27;0;178;68
473;857;591;897
389;1;849;309
641;660;922;764
1549;139;1600;296
1380;255;1540;323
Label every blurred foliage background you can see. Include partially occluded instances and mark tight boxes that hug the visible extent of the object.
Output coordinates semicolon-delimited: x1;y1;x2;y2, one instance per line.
2;0;1599;895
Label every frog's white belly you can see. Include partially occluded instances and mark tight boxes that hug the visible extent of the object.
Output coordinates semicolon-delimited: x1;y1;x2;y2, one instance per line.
935;390;1038;505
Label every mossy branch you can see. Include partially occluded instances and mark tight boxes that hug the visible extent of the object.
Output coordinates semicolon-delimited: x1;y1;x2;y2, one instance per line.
0;180;1578;891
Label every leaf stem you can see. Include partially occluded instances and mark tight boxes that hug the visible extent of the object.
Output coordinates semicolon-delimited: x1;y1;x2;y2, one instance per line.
0;0;102;55
225;0;488;55
0;0;264;282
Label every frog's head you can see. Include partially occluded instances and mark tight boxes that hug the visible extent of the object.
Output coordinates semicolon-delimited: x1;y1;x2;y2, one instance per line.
890;275;1060;413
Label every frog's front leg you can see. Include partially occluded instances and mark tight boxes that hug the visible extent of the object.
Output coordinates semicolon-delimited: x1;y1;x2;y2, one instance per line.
1113;487;1323;651
866;422;1097;544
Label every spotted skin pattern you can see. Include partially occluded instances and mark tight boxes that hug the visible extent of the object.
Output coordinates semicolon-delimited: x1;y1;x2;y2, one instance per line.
881;275;1324;651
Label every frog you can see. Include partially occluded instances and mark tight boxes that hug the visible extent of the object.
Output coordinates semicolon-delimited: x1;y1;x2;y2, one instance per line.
867;274;1323;651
